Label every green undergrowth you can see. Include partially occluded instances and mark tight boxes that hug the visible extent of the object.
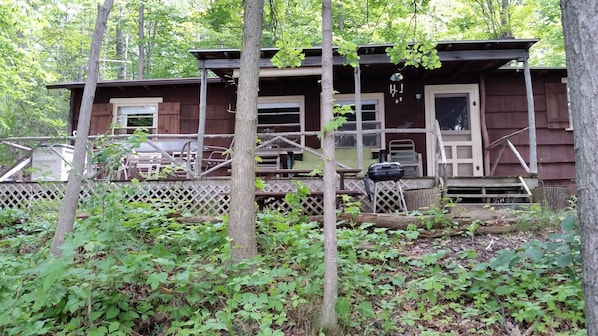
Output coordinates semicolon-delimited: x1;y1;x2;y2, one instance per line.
0;182;586;335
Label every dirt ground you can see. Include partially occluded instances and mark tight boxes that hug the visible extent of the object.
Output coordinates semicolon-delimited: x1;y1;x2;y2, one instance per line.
404;207;554;264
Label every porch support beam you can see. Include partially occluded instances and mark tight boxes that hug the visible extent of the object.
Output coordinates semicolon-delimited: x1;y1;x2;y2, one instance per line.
196;61;208;178
522;53;538;175
354;65;364;171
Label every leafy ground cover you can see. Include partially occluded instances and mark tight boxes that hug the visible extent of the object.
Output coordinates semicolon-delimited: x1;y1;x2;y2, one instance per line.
0;183;585;335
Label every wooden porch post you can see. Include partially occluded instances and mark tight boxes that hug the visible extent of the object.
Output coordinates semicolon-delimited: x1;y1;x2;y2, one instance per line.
195;62;208;178
523;53;538;175
354;65;364;171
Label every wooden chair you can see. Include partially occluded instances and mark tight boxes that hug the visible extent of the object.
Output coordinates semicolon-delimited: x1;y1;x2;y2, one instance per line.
389;139;422;177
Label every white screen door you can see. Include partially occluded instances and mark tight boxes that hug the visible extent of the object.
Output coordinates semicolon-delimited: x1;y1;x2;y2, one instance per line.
425;84;483;177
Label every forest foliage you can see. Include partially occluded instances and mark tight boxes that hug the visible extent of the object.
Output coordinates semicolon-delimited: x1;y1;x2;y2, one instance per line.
0;182;585;335
0;0;565;140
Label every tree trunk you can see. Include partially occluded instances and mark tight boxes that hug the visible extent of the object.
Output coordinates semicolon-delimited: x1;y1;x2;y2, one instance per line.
115;5;125;80
50;0;114;256
499;0;513;38
561;1;598;333
319;0;338;333
405;188;440;211
138;0;145;80
227;0;263;262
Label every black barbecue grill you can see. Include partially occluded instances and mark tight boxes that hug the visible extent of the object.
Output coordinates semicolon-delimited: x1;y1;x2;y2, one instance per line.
364;162;407;213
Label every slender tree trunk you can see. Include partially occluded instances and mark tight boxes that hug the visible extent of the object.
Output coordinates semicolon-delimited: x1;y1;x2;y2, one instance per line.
561;0;598;334
138;0;145;80
50;0;114;256
319;0;338;333
228;0;263;262
500;0;512;38
115;5;125;80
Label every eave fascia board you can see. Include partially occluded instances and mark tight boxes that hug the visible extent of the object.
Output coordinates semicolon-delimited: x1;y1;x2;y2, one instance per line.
200;49;529;70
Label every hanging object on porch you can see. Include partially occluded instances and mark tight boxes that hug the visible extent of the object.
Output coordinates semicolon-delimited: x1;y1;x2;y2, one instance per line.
389;71;404;104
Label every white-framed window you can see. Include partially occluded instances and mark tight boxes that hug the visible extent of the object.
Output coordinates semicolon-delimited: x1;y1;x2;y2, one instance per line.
334;93;385;148
110;97;162;134
257;96;305;147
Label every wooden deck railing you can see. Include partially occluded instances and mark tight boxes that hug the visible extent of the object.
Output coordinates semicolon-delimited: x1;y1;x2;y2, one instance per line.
485;127;530;175
1;126;438;181
433;120;448;193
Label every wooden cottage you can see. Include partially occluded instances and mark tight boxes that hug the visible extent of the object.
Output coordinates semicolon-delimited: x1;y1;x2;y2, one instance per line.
1;39;574;213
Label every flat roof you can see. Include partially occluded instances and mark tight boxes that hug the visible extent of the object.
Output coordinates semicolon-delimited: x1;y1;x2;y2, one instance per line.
47;77;221;90
189;39;540;78
190;39;539;61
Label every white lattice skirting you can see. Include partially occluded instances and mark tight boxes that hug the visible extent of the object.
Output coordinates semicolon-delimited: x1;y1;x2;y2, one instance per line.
0;178;425;215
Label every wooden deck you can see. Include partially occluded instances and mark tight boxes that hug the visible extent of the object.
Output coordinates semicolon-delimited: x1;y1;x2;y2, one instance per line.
0;175;545;216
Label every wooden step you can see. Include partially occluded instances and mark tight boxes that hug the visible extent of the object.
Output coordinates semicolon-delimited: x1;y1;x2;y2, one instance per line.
448;183;523;189
448;193;532;199
444;176;533;204
446;177;523;188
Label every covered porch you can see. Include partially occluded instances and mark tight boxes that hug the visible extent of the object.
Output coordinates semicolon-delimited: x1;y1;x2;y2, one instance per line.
0;121;539;215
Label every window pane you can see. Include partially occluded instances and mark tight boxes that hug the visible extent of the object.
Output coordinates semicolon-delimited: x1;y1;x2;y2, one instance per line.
258;104;301;132
258;113;300;125
257;98;303;147
435;95;469;130
118;105;157;115
334;98;381;147
127;114;154;127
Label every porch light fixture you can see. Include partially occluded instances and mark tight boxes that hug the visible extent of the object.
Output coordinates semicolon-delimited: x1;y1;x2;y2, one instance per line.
415;93;422;106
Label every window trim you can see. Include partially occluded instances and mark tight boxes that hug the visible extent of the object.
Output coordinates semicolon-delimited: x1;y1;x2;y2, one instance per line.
333;92;386;149
109;97;163;134
257;95;305;147
561;77;573;131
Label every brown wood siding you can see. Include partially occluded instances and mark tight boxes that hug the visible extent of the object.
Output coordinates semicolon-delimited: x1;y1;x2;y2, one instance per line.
66;67;574;190
158;102;180;134
545;83;569;129
73;82;231;136
90;103;113;135
180;104;198;133
484;70;574;189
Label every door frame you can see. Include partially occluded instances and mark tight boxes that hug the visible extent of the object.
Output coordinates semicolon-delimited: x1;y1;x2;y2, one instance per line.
424;84;483;177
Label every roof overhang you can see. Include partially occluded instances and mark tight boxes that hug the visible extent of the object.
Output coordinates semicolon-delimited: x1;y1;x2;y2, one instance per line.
46;77;220;90
190;39;539;79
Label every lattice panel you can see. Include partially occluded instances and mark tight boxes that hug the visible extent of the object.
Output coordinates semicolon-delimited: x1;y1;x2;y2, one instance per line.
0;182;67;209
0;178;408;215
344;179;406;213
125;180;231;215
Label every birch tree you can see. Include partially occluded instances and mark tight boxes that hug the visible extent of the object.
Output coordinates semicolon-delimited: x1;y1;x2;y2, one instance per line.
50;0;114;256
560;0;598;333
227;0;263;262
